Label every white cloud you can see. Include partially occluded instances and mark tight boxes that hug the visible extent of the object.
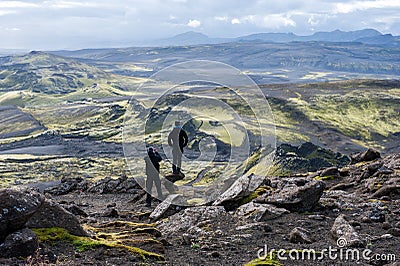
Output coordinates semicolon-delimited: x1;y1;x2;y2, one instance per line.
0;0;400;49
0;1;37;9
6;27;21;31
241;14;296;29
335;0;400;14
231;18;241;24
43;1;106;9
187;19;201;28
214;16;228;22
0;10;17;16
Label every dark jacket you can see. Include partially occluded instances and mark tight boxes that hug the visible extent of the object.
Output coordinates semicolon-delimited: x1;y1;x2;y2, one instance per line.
168;127;188;151
145;149;162;175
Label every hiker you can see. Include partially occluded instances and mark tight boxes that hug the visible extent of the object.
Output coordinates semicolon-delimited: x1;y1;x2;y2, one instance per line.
144;147;163;207
168;121;188;175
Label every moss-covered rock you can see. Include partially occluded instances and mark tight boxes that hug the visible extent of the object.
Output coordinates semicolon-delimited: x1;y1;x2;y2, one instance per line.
32;227;165;261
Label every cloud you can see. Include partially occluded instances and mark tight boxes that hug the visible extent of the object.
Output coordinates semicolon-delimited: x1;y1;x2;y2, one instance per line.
335;0;400;14
231;18;241;24
187;19;201;28
0;10;17;16
214;16;228;22
5;27;21;31
46;1;102;9
0;0;399;49
241;14;296;29
0;1;38;9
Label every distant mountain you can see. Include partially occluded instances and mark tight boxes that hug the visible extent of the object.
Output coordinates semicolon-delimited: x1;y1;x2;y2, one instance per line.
156;31;230;46
153;29;397;46
356;34;400;47
238;32;298;43
51;41;400;78
303;29;381;42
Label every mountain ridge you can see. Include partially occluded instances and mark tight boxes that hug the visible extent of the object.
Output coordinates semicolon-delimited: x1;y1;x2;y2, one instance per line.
155;28;399;47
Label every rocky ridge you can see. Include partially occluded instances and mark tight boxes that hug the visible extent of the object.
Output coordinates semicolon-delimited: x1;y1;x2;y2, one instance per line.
0;148;399;265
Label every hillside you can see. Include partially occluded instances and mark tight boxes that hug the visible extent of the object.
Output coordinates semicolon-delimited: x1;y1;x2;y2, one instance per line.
0;51;399;185
51;41;400;82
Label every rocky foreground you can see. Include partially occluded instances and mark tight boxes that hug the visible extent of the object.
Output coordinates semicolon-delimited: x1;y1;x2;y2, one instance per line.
0;149;399;265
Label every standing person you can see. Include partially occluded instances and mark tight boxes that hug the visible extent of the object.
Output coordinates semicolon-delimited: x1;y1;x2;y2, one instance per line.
168;121;188;175
144;147;163;207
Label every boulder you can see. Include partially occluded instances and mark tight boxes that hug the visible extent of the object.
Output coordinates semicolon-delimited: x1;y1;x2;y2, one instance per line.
384;154;400;170
87;176;141;194
213;174;268;210
387;228;400;237
289;227;314;244
330;214;365;247
371;185;400;198
368;209;385;223
157;206;226;236
44;177;88;195
102;208;119;218
0;189;44;241
350;148;381;164
319;167;339;177
256;180;325;212
275;143;350;173
165;173;185;183
149;194;181;221
235;202;289;222
26;199;87;237
0;228;39;258
63;204;88;217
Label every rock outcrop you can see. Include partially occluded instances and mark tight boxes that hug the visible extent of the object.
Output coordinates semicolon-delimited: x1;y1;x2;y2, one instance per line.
0;189;44;242
0;188;87;259
87;176;141;194
26;199;88;237
255;179;325;212
44;177;88;195
213;174;269;210
235;202;289;222
289;227;314;244
157;206;226;237
275;142;349;173
0;228;39;258
149;194;182;221
350;148;381;164
331;214;365;247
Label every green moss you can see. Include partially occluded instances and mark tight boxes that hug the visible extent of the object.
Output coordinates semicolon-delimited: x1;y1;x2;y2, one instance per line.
191;244;200;249
244;254;281;266
32;227;165;261
32;227;103;252
240;186;272;205
314;175;337;181
266;163;290;177
93;221;157;229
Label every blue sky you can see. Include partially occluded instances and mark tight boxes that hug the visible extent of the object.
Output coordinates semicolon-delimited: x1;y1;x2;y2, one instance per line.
0;0;399;50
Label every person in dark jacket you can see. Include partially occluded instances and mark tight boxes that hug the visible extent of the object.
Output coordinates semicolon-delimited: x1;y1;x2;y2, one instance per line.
144;147;163;207
168;121;188;174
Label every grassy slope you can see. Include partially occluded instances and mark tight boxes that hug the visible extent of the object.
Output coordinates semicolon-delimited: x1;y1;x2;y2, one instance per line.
0;52;399;154
262;80;400;153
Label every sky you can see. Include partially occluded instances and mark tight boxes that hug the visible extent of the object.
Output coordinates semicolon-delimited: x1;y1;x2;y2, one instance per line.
0;0;399;50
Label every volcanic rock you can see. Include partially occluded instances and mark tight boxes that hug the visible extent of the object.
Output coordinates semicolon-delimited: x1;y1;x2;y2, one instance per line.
256;179;325;212
0;189;44;242
0;228;39;258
